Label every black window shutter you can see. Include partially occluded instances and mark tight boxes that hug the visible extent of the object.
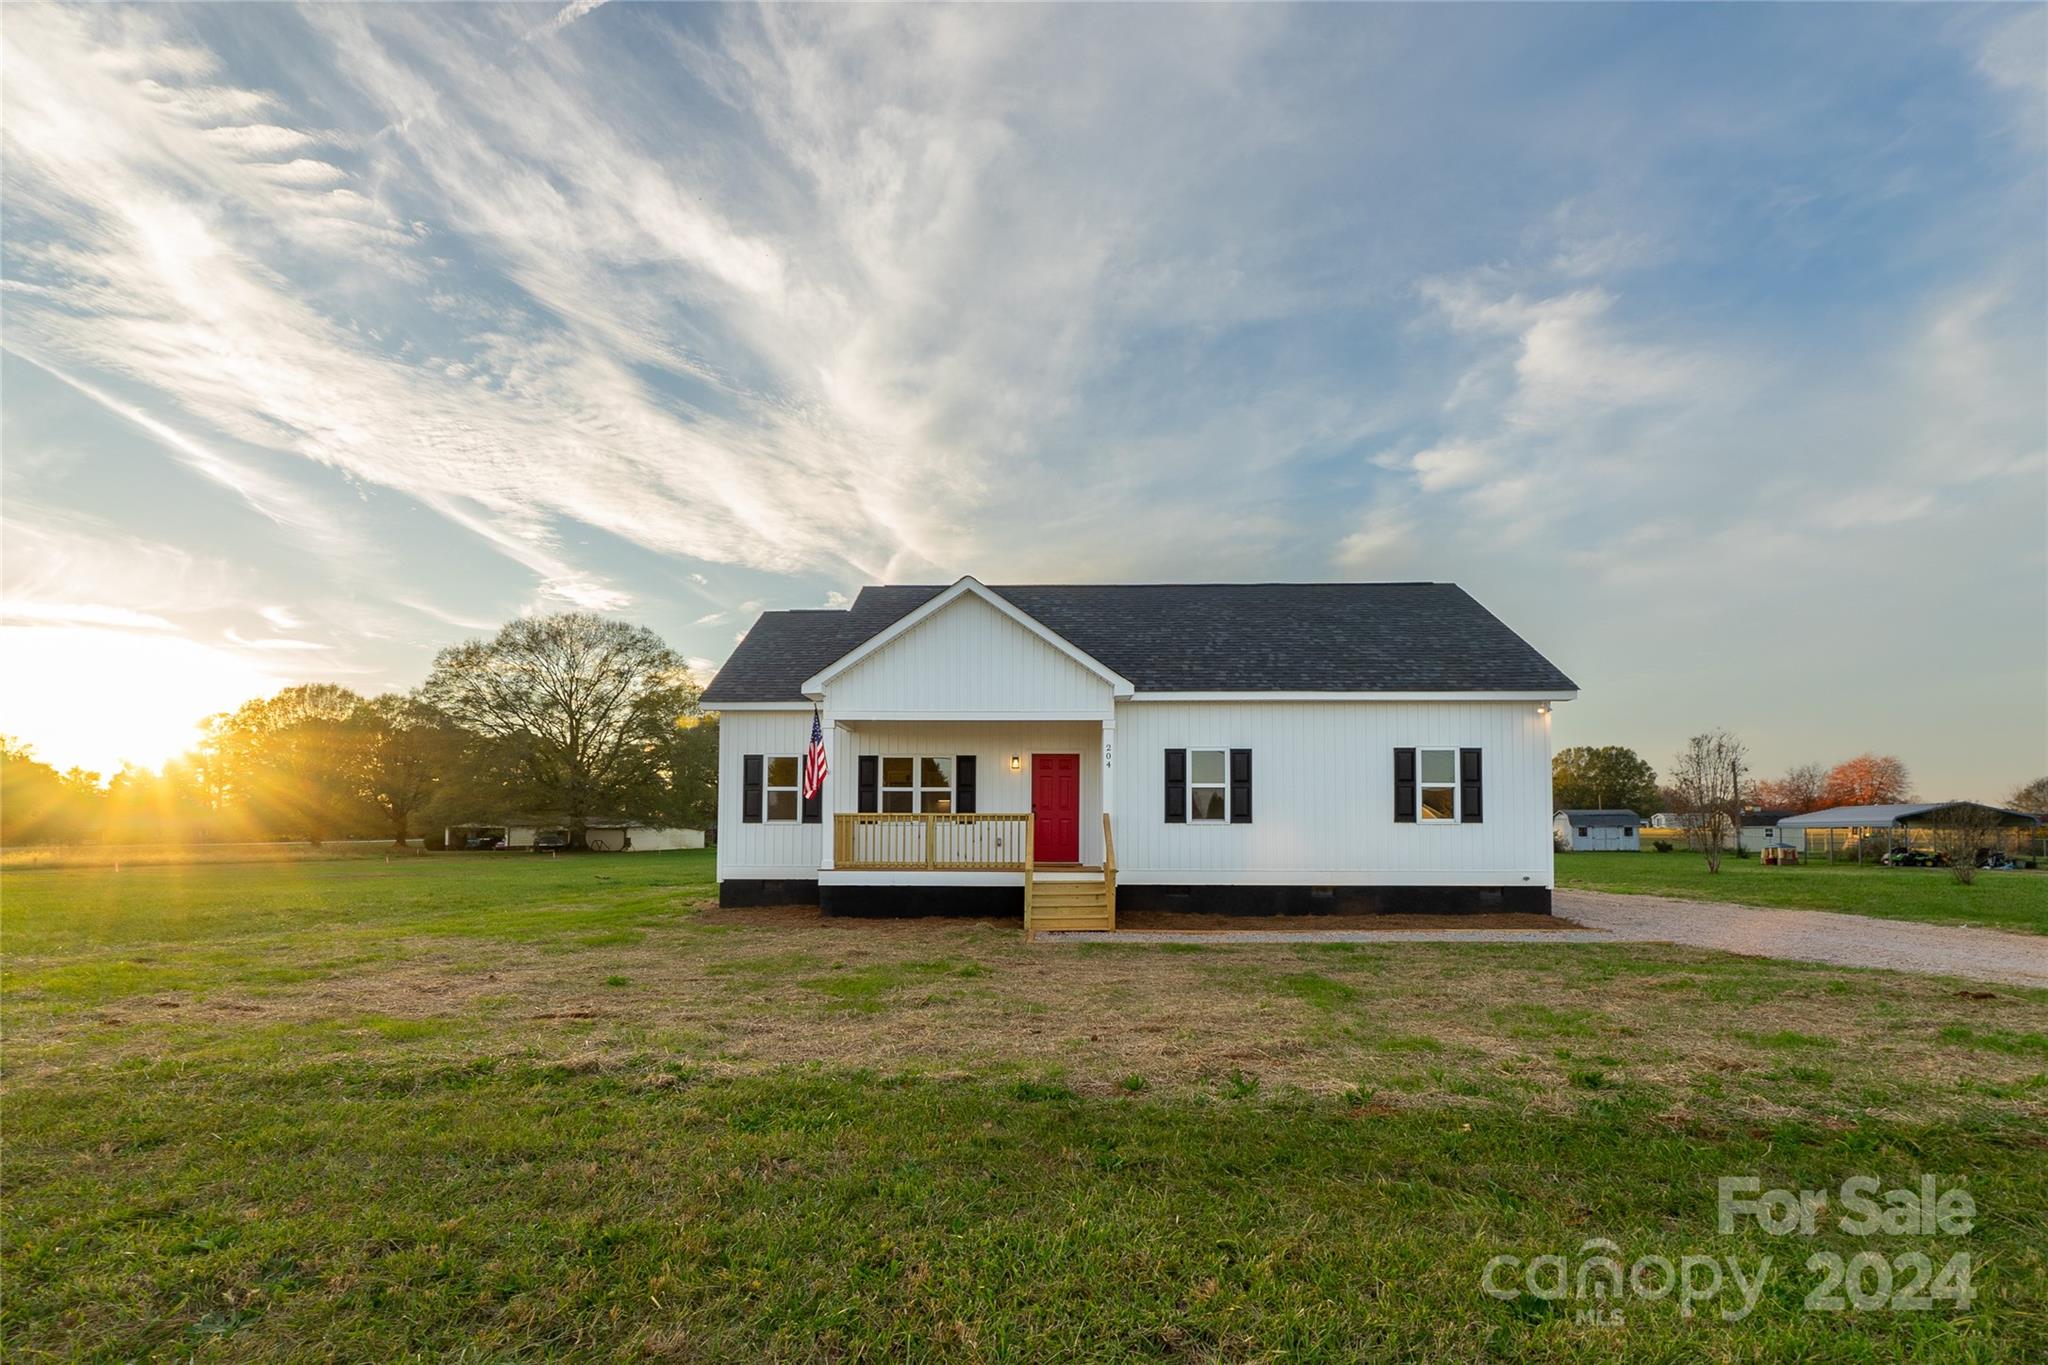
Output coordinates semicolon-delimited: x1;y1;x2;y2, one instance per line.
1393;748;1416;824
956;755;977;813
742;754;763;824
1229;749;1252;824
1460;748;1483;824
1164;749;1186;824
801;769;822;824
857;755;879;813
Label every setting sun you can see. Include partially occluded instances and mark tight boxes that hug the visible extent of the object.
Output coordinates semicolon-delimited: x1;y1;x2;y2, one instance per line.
0;625;286;775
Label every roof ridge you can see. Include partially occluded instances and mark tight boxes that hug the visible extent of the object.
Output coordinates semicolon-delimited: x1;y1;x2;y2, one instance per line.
848;580;1450;588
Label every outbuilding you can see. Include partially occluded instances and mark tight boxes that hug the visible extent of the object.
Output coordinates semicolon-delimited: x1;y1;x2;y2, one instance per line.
1646;809;1799;852
1775;802;2041;863
1553;809;1640;851
443;820;705;852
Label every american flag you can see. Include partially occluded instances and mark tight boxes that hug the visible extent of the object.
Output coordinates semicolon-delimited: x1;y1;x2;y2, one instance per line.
801;708;828;799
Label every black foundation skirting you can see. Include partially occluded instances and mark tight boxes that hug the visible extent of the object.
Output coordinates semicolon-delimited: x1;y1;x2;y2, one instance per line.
820;884;1025;918
1115;884;1552;917
718;878;820;907
722;880;1549;917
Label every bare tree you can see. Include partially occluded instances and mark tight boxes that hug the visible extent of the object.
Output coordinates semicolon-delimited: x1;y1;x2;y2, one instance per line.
1669;730;1746;873
1752;762;1829;814
1923;803;2007;886
2007;777;2048;817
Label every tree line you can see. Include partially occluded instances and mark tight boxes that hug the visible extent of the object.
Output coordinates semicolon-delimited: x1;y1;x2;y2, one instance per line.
1;614;717;849
1554;738;2047;874
1550;745;2043;820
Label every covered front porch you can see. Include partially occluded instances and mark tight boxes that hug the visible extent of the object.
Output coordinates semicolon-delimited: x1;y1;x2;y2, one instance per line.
781;576;1134;927
818;720;1117;930
820;719;1113;867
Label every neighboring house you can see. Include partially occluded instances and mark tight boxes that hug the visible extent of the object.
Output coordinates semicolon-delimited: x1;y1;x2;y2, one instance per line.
444;820;705;852
1739;809;1796;853
700;578;1578;926
1646;810;1793;852
1553;809;1639;851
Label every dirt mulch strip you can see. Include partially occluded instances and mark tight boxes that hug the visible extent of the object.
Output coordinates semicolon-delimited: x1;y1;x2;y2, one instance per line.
1114;909;1587;932
696;902;1584;933
696;903;1023;937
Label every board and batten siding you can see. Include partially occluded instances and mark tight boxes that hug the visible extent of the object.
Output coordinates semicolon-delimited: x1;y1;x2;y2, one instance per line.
715;708;817;881
823;592;1114;719
1111;699;1554;887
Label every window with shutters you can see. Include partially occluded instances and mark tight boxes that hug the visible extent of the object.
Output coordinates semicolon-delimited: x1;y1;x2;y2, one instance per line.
1189;748;1228;822
881;755;952;813
1418;748;1458;823
764;755;802;823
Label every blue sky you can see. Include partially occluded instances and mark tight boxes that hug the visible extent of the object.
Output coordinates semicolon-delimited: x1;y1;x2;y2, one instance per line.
2;2;2043;796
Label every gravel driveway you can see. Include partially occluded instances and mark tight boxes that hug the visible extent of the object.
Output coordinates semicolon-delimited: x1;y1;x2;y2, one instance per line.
1556;890;2048;989
1048;890;2048;989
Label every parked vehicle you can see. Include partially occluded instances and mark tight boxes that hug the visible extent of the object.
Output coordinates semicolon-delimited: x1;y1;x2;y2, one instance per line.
531;829;571;852
1881;848;1948;868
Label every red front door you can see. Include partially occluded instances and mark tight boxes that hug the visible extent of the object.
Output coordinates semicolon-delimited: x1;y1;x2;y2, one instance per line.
1032;753;1081;863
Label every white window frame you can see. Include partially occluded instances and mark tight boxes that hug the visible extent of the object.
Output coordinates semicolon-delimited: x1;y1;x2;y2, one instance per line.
1418;747;1459;824
1188;747;1229;823
764;754;802;824
881;754;954;814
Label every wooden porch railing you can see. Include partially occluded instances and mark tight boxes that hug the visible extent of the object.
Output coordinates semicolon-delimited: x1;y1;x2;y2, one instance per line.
1023;813;1035;925
1102;812;1116;906
833;812;1035;871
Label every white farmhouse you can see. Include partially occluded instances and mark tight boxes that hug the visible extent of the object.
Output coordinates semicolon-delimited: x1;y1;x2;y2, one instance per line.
701;578;1578;929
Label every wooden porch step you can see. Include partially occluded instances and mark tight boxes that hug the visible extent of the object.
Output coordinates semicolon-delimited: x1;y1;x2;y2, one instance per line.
1030;883;1107;901
1025;874;1113;933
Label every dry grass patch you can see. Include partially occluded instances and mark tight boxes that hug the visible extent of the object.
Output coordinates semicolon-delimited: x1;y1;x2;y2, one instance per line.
13;896;2044;1123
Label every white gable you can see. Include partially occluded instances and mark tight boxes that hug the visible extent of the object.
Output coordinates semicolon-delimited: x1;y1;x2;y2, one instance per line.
822;590;1115;719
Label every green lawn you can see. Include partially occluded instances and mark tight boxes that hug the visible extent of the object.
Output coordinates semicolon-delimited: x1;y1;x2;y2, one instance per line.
1558;850;2048;933
6;852;2046;1359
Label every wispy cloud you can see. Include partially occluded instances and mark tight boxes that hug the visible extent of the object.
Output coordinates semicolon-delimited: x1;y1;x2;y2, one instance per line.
1;4;2040;794
1;506;239;621
0;601;176;631
223;628;332;652
532;0;613;42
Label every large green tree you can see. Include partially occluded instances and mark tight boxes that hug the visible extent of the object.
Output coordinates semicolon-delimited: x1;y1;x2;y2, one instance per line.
201;684;370;842
350;696;465;846
1551;745;1661;818
654;713;719;832
0;738;100;845
421;614;699;847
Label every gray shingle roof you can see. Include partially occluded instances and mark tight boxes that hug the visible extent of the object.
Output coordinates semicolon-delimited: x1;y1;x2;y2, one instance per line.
701;582;1576;704
1555;810;1640;827
1778;802;2041;828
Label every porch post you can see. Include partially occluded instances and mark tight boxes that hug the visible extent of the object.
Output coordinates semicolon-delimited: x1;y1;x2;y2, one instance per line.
1100;713;1116;863
819;705;836;871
